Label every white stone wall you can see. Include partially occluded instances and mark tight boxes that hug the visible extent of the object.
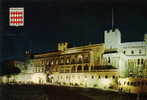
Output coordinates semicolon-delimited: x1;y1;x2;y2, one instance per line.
120;42;146;56
103;53;120;68
104;29;121;49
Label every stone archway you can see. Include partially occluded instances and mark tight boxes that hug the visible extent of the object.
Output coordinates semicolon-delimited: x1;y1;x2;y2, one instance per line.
77;54;83;64
77;65;82;72
71;66;76;72
70;55;76;64
84;64;89;72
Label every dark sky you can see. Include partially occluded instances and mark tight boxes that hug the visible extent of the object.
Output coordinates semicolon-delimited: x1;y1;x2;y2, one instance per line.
1;0;147;61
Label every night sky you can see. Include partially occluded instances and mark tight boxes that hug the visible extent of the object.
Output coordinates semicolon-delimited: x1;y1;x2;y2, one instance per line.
1;0;147;61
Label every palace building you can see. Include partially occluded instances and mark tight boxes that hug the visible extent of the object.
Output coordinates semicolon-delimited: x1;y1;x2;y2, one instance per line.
1;28;147;94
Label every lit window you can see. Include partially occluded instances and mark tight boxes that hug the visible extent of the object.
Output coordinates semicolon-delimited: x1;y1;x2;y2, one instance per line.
66;59;70;64
51;61;53;65
61;59;64;64
56;60;58;64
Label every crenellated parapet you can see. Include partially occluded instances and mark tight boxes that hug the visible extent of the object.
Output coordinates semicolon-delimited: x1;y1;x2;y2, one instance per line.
104;28;121;50
58;42;68;51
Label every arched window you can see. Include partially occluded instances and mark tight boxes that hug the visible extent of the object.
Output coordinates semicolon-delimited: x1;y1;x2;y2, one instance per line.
138;59;140;65
123;51;126;54
141;59;144;64
84;65;89;71
83;53;89;63
78;58;82;64
105;75;108;79
56;59;58;65
71;66;76;72
66;58;70;64
77;66;82;71
112;76;115;79
139;50;142;54
51;60;54;65
77;55;83;64
131;50;134;54
108;57;110;63
98;75;101;79
71;59;76;64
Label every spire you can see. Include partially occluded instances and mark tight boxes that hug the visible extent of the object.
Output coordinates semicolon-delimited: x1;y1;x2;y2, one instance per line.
112;8;114;29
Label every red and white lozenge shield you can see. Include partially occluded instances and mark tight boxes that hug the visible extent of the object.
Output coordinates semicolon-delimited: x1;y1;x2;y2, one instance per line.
9;8;24;27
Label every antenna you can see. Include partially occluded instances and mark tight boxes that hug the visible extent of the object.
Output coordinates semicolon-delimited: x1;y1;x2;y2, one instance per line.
29;40;32;53
112;8;114;29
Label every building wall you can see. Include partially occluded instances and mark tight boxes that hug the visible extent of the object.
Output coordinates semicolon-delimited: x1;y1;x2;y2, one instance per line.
104;29;121;49
51;70;118;89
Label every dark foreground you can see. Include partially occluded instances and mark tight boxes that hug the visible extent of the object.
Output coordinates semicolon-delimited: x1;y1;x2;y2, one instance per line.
0;84;146;100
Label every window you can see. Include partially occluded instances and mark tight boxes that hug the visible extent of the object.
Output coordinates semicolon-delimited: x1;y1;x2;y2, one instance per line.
84;65;89;71
83;53;89;63
105;75;108;79
108;57;110;63
61;58;64;64
51;60;54;65
66;59;70;64
141;59;144;64
78;55;83;64
138;59;140;65
127;82;130;85
138;82;140;86
142;82;144;86
77;66;82;71
124;82;126;85
98;76;101;79
92;76;94;79
139;50;142;54
71;59;76;64
56;60;58;64
134;82;136;86
123;51;126;54
72;66;76;72
131;50;134;54
112;76;115;79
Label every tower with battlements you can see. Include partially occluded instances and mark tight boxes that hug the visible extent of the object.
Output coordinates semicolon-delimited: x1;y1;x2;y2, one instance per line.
104;29;121;50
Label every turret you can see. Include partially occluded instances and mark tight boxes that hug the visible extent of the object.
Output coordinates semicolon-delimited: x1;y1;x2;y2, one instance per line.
57;42;68;51
104;28;121;49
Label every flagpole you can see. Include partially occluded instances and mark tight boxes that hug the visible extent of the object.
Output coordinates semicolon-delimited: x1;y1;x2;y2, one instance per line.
112;8;114;29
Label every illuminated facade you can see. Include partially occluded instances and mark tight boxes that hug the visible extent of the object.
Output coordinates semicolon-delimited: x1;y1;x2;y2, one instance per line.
0;28;147;94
